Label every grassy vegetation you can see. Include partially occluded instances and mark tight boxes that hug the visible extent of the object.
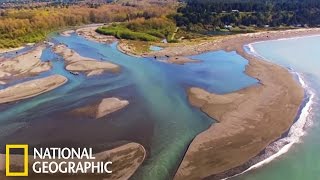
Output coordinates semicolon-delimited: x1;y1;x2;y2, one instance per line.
97;25;159;41
96;17;177;42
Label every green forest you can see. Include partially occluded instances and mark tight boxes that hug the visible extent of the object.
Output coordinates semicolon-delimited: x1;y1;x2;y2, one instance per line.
1;0;320;48
174;0;320;33
0;2;175;48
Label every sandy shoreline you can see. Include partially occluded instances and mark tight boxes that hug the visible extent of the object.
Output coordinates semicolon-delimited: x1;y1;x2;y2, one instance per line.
169;28;320;180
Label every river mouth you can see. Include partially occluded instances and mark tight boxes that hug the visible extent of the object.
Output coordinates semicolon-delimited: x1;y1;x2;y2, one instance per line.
0;34;258;179
229;35;320;180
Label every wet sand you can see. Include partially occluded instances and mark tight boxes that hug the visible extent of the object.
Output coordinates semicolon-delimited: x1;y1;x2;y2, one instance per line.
167;56;199;65
53;44;120;76
0;142;145;180
0;75;68;104
0;45;51;84
164;29;320;180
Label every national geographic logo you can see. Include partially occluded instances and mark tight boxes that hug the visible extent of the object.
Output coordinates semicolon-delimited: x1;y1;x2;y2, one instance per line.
6;144;29;176
5;144;112;177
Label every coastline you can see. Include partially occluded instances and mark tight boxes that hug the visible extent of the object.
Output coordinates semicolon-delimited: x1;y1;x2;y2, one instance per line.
168;29;320;180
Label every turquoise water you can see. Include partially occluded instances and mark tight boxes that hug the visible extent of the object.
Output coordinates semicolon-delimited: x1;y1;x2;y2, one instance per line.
233;36;320;180
149;45;163;51
0;34;258;179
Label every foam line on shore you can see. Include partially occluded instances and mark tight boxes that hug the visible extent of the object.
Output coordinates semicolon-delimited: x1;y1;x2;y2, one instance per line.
247;34;320;49
223;49;316;180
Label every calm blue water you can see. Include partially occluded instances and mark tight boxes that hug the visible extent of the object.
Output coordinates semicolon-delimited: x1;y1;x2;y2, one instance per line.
233;36;320;180
0;34;257;179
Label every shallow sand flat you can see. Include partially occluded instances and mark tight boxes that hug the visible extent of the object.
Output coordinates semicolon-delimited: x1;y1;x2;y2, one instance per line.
53;44;119;76
0;75;68;104
0;143;145;179
172;30;316;179
72;97;129;119
167;56;199;65
76;25;117;44
0;45;51;84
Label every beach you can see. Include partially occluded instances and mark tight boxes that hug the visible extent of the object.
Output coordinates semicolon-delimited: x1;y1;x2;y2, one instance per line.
146;29;320;180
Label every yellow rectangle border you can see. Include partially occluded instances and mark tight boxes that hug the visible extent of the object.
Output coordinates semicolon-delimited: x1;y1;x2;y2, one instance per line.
6;144;29;177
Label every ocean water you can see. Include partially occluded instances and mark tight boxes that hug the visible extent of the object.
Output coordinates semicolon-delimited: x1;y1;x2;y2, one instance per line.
232;36;320;180
0;34;258;179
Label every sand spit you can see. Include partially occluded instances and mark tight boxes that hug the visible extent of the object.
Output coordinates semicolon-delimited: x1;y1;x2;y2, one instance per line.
76;25;117;44
72;97;129;119
0;75;67;104
172;29;320;180
149;28;320;57
0;45;51;84
167;56;199;65
53;44;119;76
0;143;146;179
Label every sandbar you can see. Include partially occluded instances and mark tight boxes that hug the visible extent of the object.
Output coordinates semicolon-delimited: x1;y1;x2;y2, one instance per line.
53;44;120;76
0;45;51;84
72;97;129;119
0;75;68;104
167;56;199;65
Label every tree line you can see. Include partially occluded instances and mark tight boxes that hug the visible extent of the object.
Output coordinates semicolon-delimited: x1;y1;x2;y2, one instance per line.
174;0;320;32
0;3;174;48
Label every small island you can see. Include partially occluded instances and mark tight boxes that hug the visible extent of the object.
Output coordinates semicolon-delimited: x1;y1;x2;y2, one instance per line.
72;97;129;119
53;44;120;76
